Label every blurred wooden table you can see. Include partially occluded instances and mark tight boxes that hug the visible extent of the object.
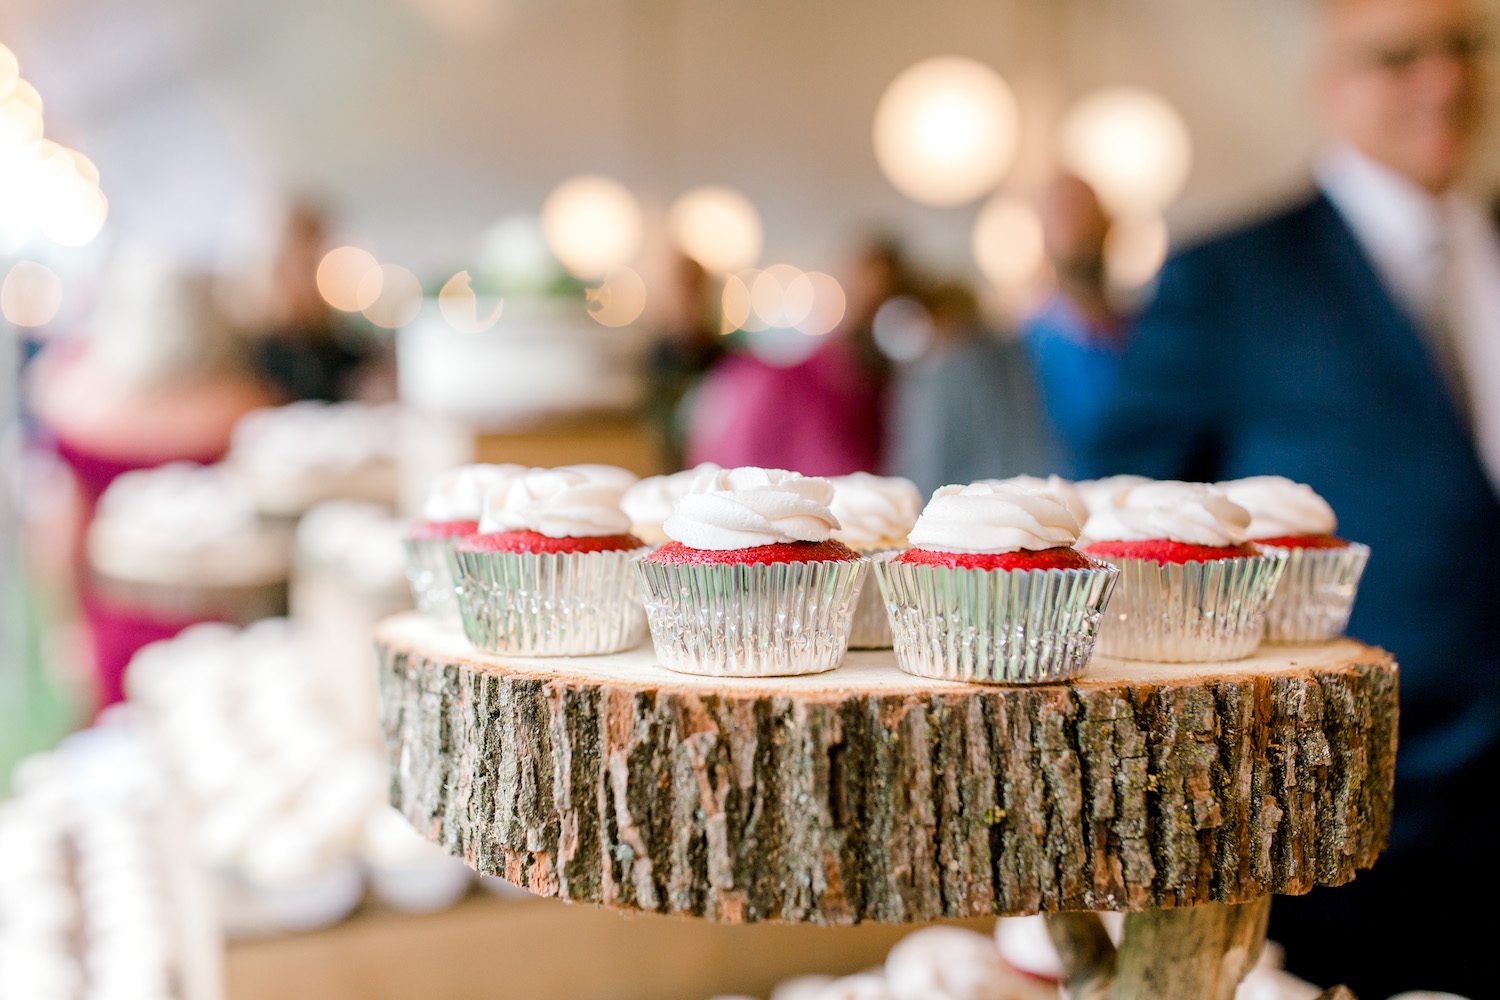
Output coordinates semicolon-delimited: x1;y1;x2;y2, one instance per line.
226;892;989;1000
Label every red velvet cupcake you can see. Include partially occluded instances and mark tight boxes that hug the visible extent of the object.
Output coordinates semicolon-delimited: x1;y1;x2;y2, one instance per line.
633;467;866;677
1219;476;1369;642
1078;481;1286;662
450;467;648;655
404;464;524;622
872;482;1118;685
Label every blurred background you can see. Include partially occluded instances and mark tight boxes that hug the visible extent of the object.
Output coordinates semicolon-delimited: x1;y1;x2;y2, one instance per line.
2;0;1497;999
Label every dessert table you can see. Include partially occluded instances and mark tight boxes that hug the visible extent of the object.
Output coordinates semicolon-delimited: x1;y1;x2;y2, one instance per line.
375;612;1396;999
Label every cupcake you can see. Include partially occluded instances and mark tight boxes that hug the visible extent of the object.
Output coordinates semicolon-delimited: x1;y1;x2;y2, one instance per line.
1081;481;1286;661
1073;474;1153;542
634;467;865;677
873;483;1117;684
405;464;525;621
827;472;923;649
1219;476;1369;643
619;463;721;546
451;468;648;655
884;926;1026;1000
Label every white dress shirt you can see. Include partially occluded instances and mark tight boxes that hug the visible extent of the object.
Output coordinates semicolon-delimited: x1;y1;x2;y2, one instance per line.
1317;144;1500;492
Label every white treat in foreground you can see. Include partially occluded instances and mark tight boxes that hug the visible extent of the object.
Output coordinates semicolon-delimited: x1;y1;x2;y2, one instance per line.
884;926;1013;1000
828;473;922;548
1084;480;1250;546
479;468;632;538
621;463;722;527
1218;476;1337;540
906;483;1080;554
978;474;1088;528
663;467;840;550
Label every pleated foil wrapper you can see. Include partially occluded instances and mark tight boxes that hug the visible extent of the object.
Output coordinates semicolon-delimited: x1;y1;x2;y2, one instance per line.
404;537;462;623
633;558;867;677
1256;542;1369;643
1090;552;1287;662
452;547;650;656
847;549;901;649
872;560;1119;684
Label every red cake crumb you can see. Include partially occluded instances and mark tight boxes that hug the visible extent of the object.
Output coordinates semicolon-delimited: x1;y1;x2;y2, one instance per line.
1082;539;1260;564
405;519;480;541
1253;534;1348;550
455;530;645;555
644;540;860;566
894;546;1098;571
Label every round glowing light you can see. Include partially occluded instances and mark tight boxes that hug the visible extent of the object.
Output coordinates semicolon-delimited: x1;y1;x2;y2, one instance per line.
1105;213;1170;291
722;270;762;332
8;79;40;116
873;56;1020;207
67;149;99;187
972;194;1045;287
0;96;42;162
361;264;422;328
438;270;503;333
0;46;18;103
1;261;62;327
792;272;847;337
872;296;935;362
585;266;647;327
540;174;643;281
668;185;763;273
316;246;381;312
1058;87;1192;214
42;185;107;247
750;264;810;327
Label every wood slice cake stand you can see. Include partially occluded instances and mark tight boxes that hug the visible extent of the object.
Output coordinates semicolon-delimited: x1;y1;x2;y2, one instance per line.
376;612;1396;1000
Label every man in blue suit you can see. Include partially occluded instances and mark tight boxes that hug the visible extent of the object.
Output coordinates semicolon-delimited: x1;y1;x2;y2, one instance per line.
1078;0;1500;995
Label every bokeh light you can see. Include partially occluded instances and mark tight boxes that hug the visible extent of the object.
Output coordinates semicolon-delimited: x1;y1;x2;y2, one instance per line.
668;185;763;273
438;270;503;333
792;272;846;337
585;266;647;327
540;174;643;280
1;261;62;327
360;264;422;328
1105;213;1170;291
971;194;1045;288
873;56;1020;207
316;246;381;312
1058;87;1192;214
722;270;763;332
0;93;43;163
0;45;17;103
871;295;934;362
751;264;811;327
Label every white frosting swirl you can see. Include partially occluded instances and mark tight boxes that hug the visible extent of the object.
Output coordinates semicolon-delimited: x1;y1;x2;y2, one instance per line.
663;467;840;550
976;475;1088;528
828;473;922;547
421;464;527;523
1076;475;1154;541
906;483;1080;554
1085;481;1250;546
478;468;632;538
1218;476;1337;539
554;464;640;492
620;463;721;526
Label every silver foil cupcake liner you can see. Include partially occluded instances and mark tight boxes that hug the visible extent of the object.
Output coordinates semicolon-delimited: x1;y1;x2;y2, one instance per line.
872;559;1119;684
847;549;901;649
1090;552;1287;662
404;537;462;622
633;558;866;677
452;547;650;656
1256;542;1369;643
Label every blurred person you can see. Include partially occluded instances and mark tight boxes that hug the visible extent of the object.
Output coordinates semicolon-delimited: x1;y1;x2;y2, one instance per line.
647;253;725;468
249;202;386;402
1022;174;1126;472
684;238;913;476
887;282;1059;497
1076;0;1499;993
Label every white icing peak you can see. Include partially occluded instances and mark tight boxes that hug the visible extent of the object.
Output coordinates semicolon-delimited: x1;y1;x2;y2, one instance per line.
421;464;527;523
1218;476;1337;539
663;467;840;550
1076;475;1155;542
621;463;721;526
554;463;640;492
479;468;632;538
906;483;1080;554
976;475;1088;528
828;473;923;547
1086;481;1250;546
230;401;399;471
